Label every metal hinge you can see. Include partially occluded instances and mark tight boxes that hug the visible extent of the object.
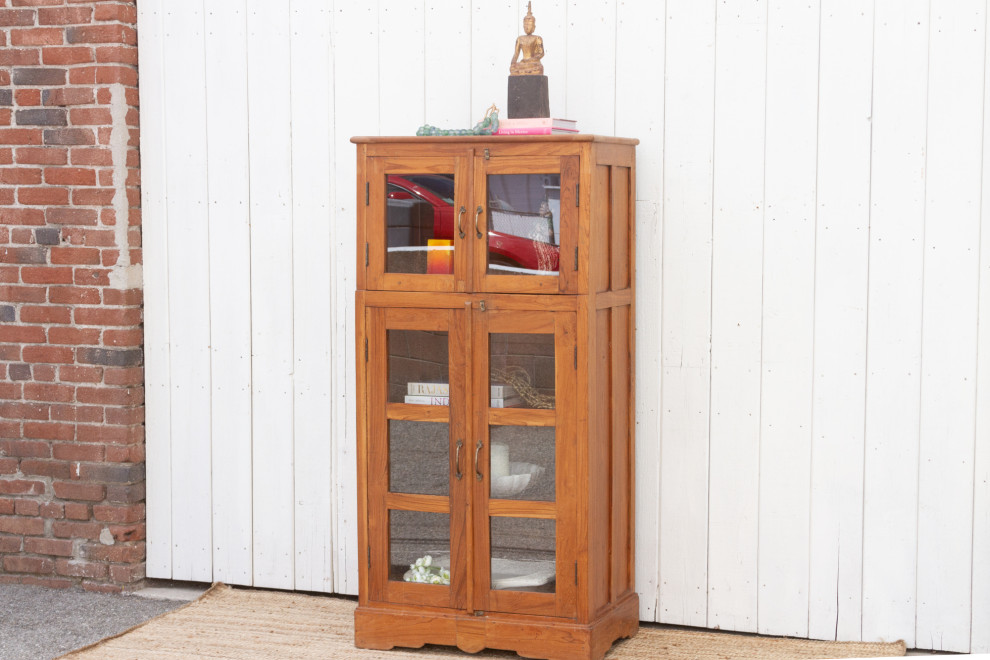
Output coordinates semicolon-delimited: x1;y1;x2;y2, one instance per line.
574;561;578;586
575;183;580;207
364;338;368;362
367;546;371;568
365;181;369;205
574;246;578;271
365;242;369;267
574;346;577;370
483;148;490;160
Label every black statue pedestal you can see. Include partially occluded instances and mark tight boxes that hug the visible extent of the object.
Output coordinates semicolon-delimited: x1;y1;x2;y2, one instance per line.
507;75;550;118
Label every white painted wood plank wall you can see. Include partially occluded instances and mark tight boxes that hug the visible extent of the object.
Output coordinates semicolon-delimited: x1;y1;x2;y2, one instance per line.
137;0;990;652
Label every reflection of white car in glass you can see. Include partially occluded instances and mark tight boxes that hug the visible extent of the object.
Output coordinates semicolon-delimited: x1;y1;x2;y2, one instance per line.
387;174;560;273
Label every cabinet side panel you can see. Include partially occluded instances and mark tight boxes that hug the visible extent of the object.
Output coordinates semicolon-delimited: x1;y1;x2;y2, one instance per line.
590;308;613;617
593;166;612;294
610;168;631;291
611;305;633;599
355;294;369;604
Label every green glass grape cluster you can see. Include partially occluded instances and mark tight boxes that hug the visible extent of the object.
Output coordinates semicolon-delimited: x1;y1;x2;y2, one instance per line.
416;106;499;137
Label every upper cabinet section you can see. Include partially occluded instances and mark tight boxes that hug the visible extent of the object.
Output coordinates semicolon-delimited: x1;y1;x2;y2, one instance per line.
354;136;638;295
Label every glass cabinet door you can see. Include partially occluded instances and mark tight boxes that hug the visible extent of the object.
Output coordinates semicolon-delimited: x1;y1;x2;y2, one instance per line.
366;156;469;292
366;306;467;609
472;308;577;618
473;156;579;295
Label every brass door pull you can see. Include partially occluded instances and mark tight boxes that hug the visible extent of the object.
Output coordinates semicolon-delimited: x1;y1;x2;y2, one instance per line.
455;440;463;480
457;206;466;239
475;205;484;239
475;439;484;481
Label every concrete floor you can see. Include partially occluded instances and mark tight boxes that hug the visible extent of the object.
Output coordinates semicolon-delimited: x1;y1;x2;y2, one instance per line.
0;580;205;660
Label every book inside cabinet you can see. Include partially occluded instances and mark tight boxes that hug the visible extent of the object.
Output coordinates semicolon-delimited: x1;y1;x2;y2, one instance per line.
353;135;638;660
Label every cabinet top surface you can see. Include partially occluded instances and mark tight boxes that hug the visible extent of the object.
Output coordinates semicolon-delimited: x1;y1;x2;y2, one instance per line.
351;134;638;146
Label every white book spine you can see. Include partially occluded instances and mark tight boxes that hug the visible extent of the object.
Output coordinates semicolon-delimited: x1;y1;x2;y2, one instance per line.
406;382;450;396
403;394;524;407
404;395;449;405
407;382;517;398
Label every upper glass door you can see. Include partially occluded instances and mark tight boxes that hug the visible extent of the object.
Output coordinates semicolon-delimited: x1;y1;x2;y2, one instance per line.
473;156;579;294
367;156;470;292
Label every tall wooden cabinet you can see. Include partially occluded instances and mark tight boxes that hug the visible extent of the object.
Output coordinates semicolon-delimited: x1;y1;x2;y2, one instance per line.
353;135;638;660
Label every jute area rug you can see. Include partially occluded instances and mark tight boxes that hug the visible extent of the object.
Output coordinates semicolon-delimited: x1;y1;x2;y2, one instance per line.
60;583;906;660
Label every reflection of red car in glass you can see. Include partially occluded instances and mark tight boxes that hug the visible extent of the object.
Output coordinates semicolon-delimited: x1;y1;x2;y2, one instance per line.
387;174;560;273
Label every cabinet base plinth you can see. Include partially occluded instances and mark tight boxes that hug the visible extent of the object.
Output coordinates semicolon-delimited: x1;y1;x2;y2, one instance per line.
355;593;639;660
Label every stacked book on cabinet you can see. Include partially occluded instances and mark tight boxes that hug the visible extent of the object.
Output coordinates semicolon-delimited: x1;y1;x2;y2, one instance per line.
495;117;578;135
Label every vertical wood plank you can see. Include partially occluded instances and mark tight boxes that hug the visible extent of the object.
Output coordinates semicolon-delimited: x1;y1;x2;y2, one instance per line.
565;0;616;135
973;7;990;648
615;0;664;622
807;0;873;642
162;0;213;583
379;0;424;134
916;0;985;651
658;0;715;628
758;0;819;638
861;0;929;648
332;0;379;596
136;0;172;579
204;0;253;586
247;0;295;590
291;0;335;593
471;1;516;119
707;0;766;634
425;0;471;127
969;7;990;653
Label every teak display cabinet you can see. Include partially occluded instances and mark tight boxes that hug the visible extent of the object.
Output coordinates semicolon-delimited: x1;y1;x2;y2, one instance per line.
353;135;638;660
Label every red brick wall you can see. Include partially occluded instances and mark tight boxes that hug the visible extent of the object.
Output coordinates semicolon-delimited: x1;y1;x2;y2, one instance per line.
0;0;144;592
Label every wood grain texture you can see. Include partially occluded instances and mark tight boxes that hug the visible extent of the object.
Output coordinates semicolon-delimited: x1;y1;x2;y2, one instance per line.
290;0;335;593
162;0;212;583
205;0;253;587
861;0;929;648
659;0;715;629
757;0;819;639
807;0;873;641
354;138;635;658
247;0;294;590
136;0;172;580
916;1;984;651
706;0;765;633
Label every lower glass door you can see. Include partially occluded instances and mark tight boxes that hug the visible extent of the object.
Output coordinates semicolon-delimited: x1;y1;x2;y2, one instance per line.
473;308;577;618
367;306;467;609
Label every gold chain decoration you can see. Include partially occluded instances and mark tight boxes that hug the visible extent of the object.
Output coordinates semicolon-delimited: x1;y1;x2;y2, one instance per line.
492;366;555;409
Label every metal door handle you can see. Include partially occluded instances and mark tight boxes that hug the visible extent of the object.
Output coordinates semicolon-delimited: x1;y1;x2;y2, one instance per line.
457;206;466;239
475;205;484;239
454;440;463;480
475;439;484;481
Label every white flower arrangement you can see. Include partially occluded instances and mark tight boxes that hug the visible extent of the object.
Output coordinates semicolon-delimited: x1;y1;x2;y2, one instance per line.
403;555;451;585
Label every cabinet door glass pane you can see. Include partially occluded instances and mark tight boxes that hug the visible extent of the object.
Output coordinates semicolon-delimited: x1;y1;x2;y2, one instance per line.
388;329;449;405
490;517;555;593
487;174;560;276
386;174;456;275
489;426;554;501
390;510;451;584
390;420;449;496
489;333;555;409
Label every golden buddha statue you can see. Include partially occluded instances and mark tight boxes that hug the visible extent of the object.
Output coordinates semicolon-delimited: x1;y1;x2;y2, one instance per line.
510;3;544;76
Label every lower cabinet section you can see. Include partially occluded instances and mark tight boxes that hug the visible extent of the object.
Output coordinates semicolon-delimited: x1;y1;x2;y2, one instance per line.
355;592;640;660
356;291;637;660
